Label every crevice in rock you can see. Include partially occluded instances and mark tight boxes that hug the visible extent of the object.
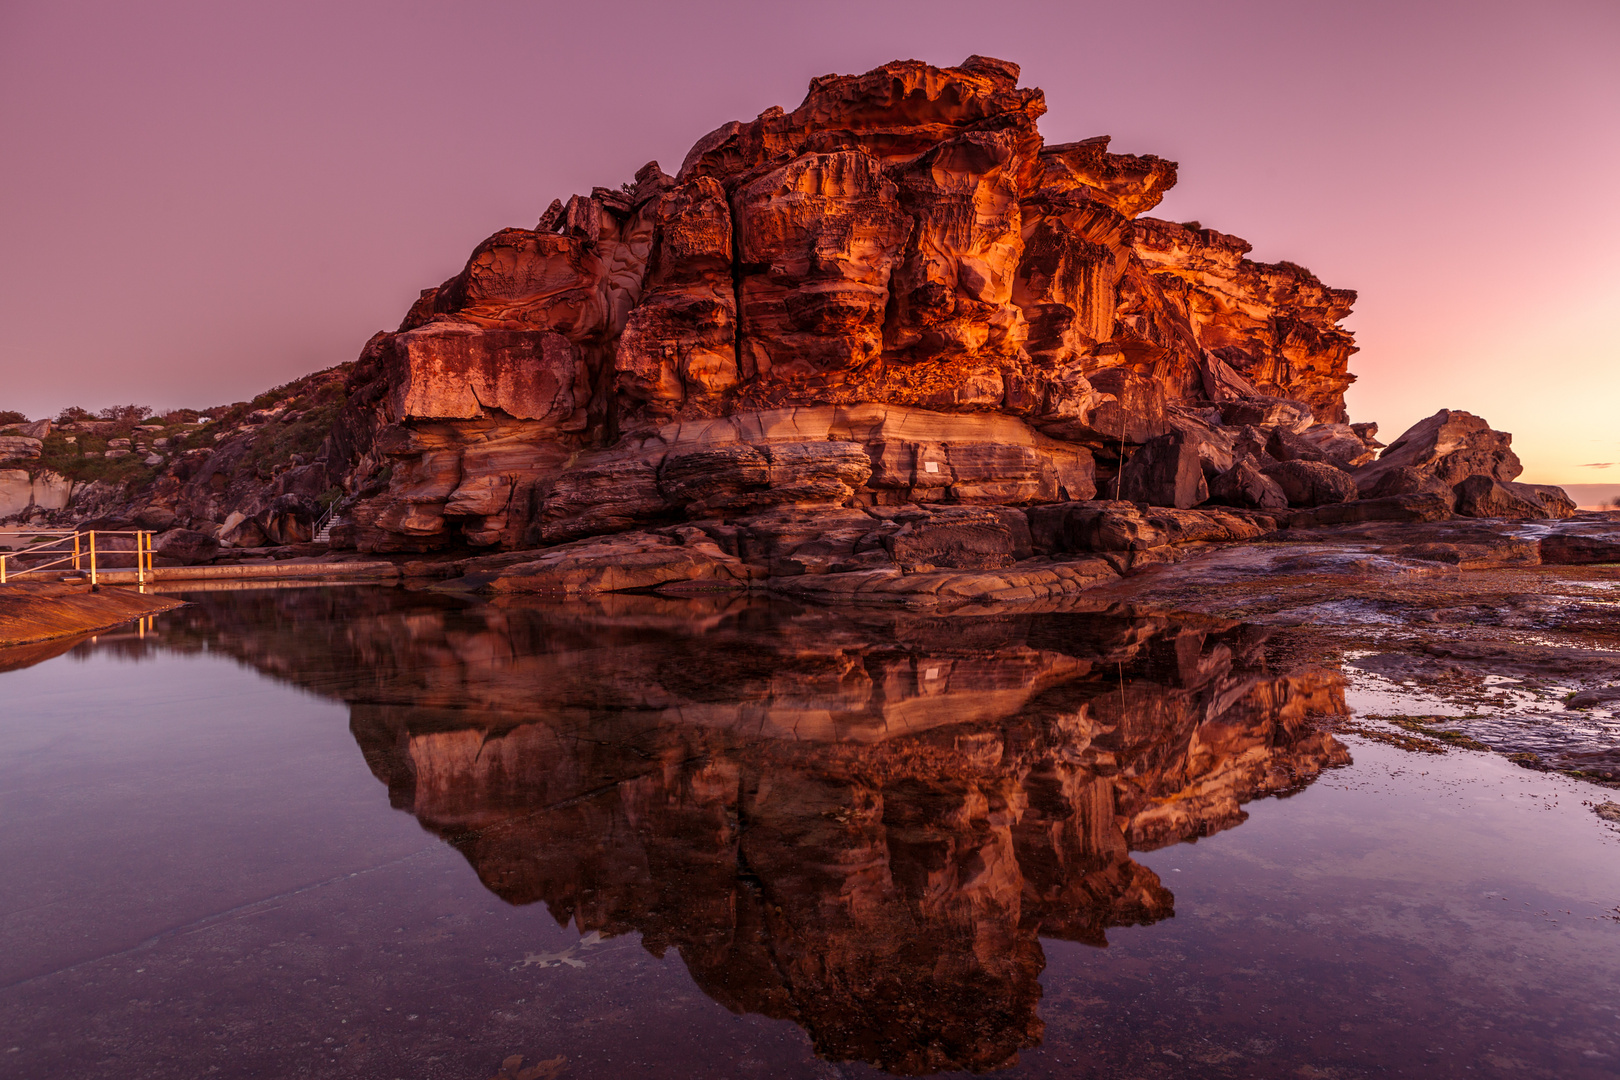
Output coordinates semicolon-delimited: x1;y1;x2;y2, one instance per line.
727;193;748;386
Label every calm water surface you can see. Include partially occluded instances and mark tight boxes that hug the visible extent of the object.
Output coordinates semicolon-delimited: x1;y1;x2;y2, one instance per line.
0;586;1616;1079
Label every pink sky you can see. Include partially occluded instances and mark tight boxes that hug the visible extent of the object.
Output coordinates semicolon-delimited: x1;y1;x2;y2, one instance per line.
2;0;1616;483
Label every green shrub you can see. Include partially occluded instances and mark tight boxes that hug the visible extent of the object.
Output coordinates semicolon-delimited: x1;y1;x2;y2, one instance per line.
232;389;346;482
98;404;153;422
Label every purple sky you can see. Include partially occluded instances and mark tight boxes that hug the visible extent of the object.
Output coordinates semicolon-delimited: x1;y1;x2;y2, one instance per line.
2;0;1616;482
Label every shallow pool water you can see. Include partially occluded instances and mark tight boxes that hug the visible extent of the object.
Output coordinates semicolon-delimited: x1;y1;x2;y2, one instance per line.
1;587;1616;1079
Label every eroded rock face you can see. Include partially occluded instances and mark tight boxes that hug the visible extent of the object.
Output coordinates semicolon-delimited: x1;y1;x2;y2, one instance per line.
0;469;72;521
1507;482;1577;520
0;437;43;462
1362;465;1455;502
1117;431;1209;509
39;58;1573;551
1129;221;1358;422
320;56;1366;552
1453;475;1549;520
1207;458;1288;510
156;590;1351;1074
1354;410;1523;494
1263;460;1359;508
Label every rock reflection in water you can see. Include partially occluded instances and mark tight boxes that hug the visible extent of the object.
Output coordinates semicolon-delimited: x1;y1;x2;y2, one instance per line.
162;590;1349;1075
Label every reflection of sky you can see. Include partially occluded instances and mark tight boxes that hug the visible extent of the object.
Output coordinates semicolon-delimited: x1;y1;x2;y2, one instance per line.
1;1;1615;483
1065;741;1620;1074
0;647;427;986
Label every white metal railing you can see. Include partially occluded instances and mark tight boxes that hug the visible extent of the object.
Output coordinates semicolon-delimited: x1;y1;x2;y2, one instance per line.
0;530;156;586
312;499;345;543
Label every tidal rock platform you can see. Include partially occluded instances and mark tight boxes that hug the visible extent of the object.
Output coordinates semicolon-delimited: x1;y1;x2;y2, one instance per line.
0;583;183;648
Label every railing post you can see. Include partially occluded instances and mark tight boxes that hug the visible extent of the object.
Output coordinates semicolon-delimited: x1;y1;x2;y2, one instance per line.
88;531;97;586
1;553;7;585
73;533;81;571
136;531;146;586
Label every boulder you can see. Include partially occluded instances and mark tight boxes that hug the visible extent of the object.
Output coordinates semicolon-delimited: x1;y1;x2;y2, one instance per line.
1206;459;1288;510
1291;423;1376;469
1265;426;1330;464
1354;410;1522;493
1218;397;1314;433
1362;465;1455;502
135;506;178;531
1262;460;1358;507
219;511;269;548
883;507;1028;569
1506;482;1576;520
1117;433;1208;509
1164;409;1236;477
734;506;880;575
0;436;42;462
1029;500;1273;554
1028;501;1166;553
154;528;221;565
259;493;319;545
1139;507;1277;544
1541;532;1620;565
1452;475;1549;520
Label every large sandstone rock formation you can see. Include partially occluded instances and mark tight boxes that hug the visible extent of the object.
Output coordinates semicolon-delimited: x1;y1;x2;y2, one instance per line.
15;57;1580;555
322;57;1370;553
